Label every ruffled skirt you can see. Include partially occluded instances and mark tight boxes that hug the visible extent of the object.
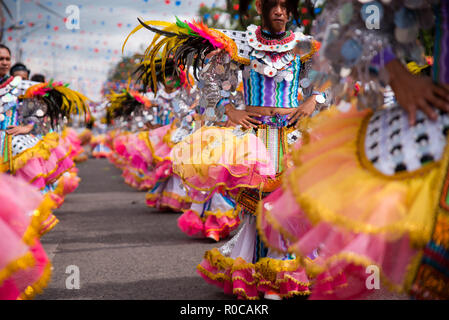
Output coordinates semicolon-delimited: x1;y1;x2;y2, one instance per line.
178;191;239;241
171;126;276;202
257;105;448;299
0;174;54;300
197;215;311;299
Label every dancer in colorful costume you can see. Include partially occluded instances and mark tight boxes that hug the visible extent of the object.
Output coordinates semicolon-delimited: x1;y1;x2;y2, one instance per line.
124;0;325;299
125;30;242;241
0;45;90;233
18;79;90;210
142;65;195;212
256;0;449;300
90;102;113;159
106;88;155;189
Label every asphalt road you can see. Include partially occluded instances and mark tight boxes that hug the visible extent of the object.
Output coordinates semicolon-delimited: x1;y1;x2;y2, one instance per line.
37;158;230;300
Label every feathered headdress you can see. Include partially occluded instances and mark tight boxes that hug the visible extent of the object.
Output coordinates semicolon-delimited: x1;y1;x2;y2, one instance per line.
20;80;91;128
123;18;240;93
106;89;151;122
133;57;177;92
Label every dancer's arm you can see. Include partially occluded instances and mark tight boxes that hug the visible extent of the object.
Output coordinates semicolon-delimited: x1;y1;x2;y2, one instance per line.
6;123;34;136
200;50;260;129
387;59;449;126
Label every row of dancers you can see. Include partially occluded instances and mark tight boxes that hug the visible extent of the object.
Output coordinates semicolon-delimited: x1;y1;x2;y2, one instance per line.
104;0;449;300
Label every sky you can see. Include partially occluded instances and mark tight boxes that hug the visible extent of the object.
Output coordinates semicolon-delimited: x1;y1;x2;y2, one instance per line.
3;0;226;101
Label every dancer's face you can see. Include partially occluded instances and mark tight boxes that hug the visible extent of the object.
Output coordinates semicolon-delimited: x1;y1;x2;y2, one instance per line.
0;48;11;77
256;0;290;34
12;70;28;80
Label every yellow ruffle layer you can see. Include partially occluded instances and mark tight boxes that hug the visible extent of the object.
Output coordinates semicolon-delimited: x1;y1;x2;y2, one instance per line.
18;261;53;300
256;103;449;294
0;252;36;288
284;105;447;246
199;248;310;292
0;191;57;287
146;123;177;164
12;132;61;172
186;208;239;221
22;193;58;246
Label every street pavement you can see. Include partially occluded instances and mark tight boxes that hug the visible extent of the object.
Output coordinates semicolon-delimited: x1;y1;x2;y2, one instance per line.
37;158;230;300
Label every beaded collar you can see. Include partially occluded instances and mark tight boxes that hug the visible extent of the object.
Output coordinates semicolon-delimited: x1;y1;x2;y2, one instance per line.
246;25;305;53
256;27;293;46
0;75;14;89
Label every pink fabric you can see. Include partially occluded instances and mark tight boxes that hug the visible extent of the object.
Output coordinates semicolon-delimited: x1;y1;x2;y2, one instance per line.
62;128;84;159
54;172;80;198
177;210;204;236
155;193;190;212
0;174;51;300
203;214;240;239
178;210;240;239
0;242;50;300
149;125;173;162
197;258;259;299
155;160;173;181
259;187;420;300
39;213;59;236
122;169;140;189
14;158;47;190
197;257;309;299
42;145;75;184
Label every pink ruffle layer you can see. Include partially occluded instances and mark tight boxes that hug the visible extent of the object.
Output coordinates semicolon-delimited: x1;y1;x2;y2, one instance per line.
258;187;419;300
177;209;240;240
197;257;310;300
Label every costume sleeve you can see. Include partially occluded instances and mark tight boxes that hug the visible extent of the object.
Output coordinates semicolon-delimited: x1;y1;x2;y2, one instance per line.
196;50;245;125
307;0;436;110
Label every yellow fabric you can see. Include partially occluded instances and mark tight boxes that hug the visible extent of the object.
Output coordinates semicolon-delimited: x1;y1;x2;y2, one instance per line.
172;126;271;189
284;104;448;247
22;193;57;246
0;252;36;287
197;248;310;298
204;209;238;220
18;261;53;300
9;132;60;173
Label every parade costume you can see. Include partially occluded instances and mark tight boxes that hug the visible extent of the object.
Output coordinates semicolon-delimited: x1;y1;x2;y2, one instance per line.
256;0;449;300
61;127;86;162
90;103;112;159
177;191;238;241
1;77;90;233
105;89;153;188
0;173;55;300
144;86;195;211
124;17;322;298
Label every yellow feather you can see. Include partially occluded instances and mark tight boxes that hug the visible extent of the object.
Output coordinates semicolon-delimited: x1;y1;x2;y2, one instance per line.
122;20;173;54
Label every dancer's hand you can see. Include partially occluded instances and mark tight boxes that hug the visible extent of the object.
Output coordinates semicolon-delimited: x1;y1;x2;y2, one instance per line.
6;124;34;136
387;59;449;125
288;96;316;125
225;104;261;129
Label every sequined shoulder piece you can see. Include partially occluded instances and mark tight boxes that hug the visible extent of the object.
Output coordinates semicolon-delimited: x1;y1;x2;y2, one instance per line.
363;106;448;176
217;29;252;63
16;80;39;95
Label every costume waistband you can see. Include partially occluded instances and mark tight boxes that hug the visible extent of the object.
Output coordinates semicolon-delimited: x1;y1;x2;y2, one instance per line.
255;114;292;128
